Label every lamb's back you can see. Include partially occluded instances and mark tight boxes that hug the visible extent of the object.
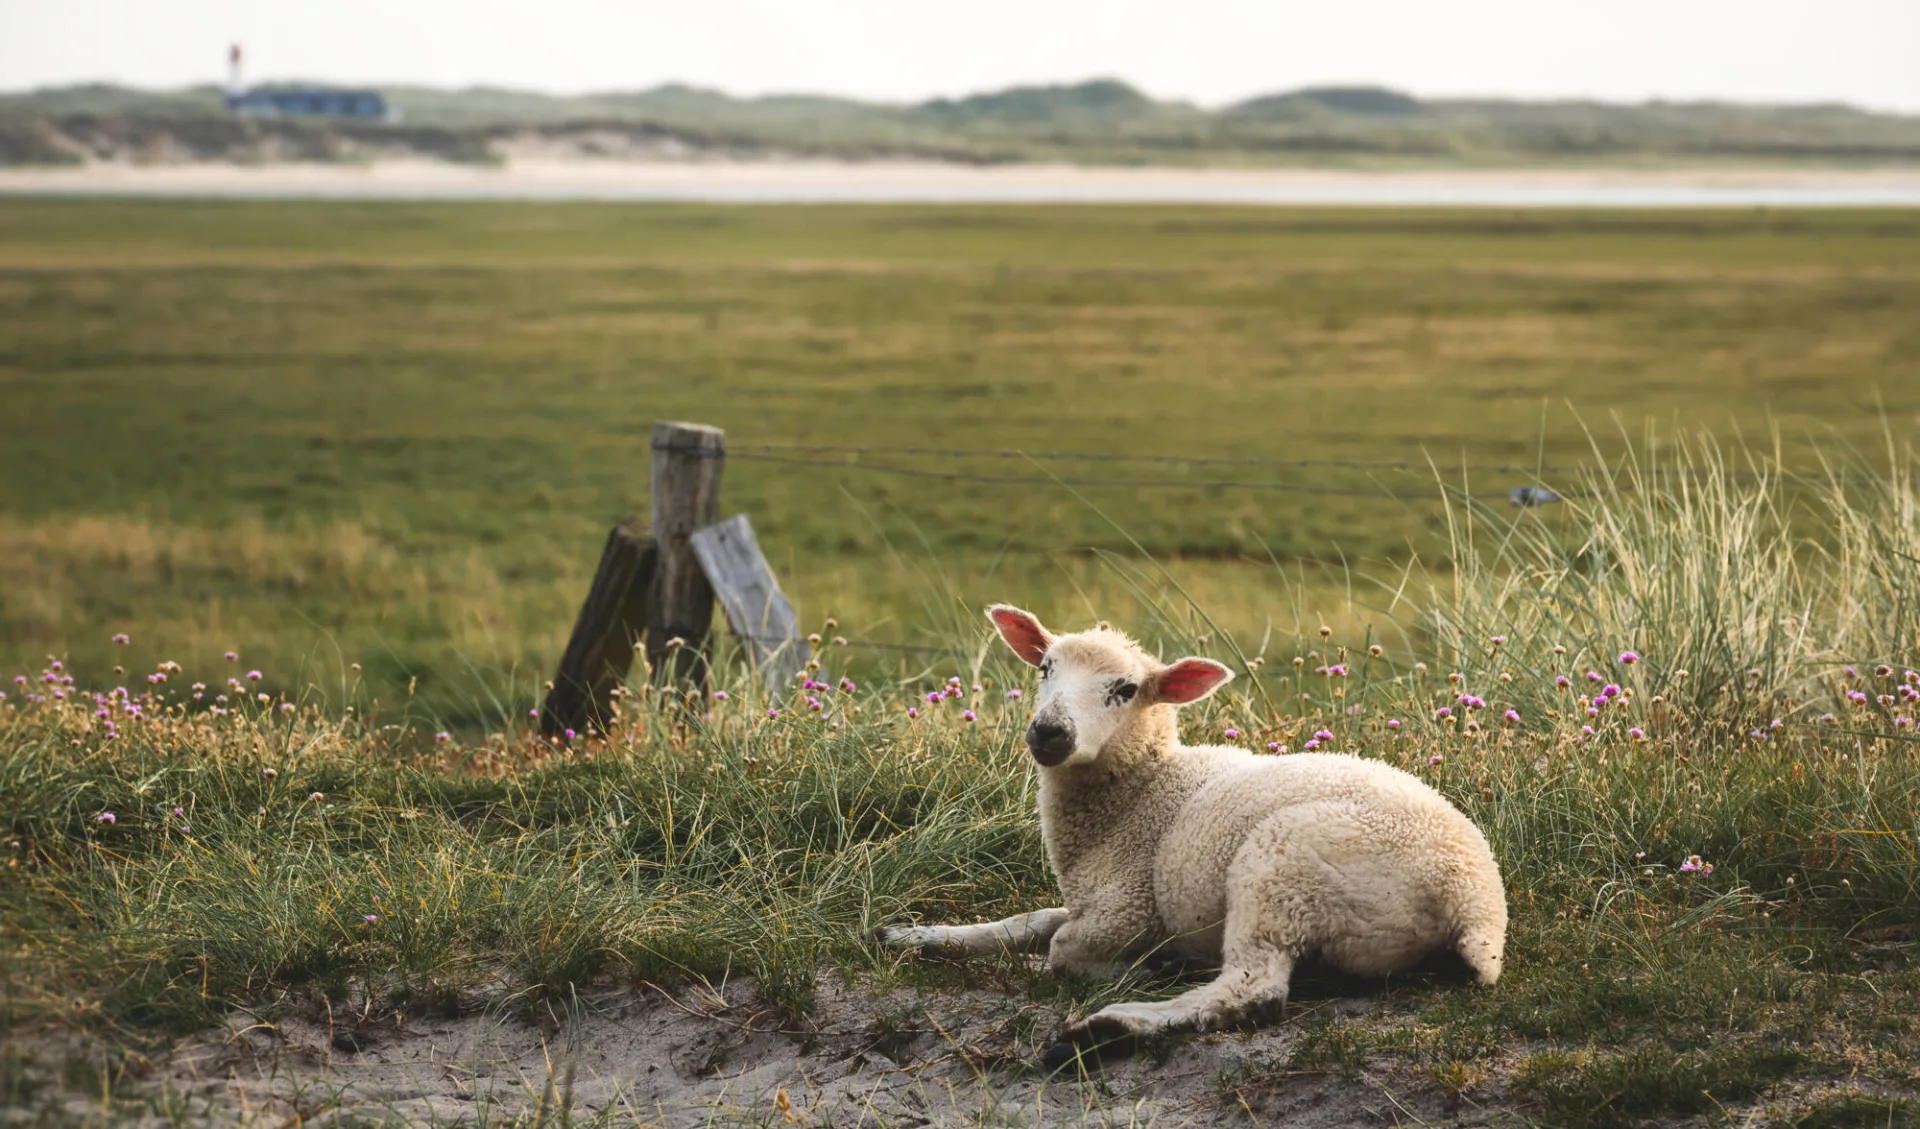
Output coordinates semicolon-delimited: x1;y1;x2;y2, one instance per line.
1151;750;1473;956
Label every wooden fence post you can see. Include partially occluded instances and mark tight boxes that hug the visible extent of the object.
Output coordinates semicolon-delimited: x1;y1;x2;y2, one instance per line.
690;514;805;694
540;523;657;737
646;421;726;689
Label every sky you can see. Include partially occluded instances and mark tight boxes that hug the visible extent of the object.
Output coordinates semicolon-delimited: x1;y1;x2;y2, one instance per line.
3;0;1918;113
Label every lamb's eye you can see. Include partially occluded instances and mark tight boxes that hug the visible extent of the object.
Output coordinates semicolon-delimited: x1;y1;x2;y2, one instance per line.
1039;660;1054;680
1105;679;1138;707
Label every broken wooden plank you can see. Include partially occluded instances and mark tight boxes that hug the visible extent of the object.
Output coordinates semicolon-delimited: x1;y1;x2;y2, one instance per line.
690;514;803;694
541;523;657;738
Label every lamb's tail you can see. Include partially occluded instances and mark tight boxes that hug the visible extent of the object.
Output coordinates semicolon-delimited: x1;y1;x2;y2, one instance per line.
1455;916;1505;985
1451;870;1509;985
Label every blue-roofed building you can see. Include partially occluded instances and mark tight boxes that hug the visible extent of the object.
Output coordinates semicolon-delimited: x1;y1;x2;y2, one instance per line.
222;44;394;121
226;88;393;120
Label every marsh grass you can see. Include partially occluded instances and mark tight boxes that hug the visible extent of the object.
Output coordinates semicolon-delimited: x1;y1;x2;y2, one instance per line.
5;201;1920;722
3;433;1919;1124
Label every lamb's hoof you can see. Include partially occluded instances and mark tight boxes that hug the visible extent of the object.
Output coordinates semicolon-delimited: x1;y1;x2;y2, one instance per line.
866;925;958;961
1040;1014;1141;1072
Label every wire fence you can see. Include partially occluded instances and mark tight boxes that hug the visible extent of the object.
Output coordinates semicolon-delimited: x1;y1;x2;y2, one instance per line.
729;450;1443;498
718;440;1813;503
660;435;1863;658
729;442;1599;476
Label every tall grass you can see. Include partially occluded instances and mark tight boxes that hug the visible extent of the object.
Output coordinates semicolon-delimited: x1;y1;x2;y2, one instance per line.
1421;428;1920;720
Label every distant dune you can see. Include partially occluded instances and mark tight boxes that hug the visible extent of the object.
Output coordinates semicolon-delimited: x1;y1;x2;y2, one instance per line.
5;80;1920;169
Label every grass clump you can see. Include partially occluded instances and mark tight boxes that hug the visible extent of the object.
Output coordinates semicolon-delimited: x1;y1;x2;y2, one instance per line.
0;674;1053;1031
1793;1094;1920;1129
1516;1041;1807;1129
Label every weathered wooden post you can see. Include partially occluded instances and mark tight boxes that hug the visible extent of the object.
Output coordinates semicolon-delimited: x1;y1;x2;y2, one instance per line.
543;419;805;732
646;421;726;689
691;514;805;693
540;523;656;737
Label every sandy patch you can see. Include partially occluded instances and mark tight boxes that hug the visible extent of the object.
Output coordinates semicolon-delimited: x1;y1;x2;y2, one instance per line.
3;159;1920;205
4;973;1459;1127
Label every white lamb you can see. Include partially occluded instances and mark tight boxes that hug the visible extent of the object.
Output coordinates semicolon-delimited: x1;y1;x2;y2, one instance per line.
876;605;1508;1058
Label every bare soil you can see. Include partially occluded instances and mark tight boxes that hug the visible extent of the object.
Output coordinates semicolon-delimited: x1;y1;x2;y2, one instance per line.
4;972;1477;1128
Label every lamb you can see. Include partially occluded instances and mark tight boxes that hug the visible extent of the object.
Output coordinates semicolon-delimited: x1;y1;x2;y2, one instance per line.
875;605;1508;1060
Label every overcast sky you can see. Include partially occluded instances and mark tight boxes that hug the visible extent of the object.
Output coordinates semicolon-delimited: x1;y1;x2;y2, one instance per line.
3;0;1917;113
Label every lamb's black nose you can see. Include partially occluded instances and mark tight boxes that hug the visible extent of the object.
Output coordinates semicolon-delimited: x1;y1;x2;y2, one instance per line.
1026;720;1075;766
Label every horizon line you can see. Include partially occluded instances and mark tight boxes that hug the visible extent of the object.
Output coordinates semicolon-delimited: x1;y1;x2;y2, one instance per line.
4;75;1916;118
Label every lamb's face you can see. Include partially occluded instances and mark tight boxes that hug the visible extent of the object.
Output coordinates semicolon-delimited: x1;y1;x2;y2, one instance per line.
988;605;1233;768
1026;634;1157;766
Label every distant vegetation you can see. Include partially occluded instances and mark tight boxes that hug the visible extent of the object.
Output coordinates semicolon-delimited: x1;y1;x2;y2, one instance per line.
4;78;1920;166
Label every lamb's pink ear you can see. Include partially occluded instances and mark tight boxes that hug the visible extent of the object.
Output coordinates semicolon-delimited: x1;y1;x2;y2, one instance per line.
1149;657;1233;705
987;604;1053;667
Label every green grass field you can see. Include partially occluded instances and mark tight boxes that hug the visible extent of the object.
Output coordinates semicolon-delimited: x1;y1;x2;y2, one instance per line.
3;200;1920;1123
2;201;1918;727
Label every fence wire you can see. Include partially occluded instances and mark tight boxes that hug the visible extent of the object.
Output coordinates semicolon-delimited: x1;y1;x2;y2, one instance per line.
729;442;1595;476
707;440;1801;502
728;451;1457;498
630;435;1857;660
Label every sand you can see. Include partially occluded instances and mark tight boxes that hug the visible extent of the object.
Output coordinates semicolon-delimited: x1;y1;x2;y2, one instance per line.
5;972;1463;1127
3;159;1920;205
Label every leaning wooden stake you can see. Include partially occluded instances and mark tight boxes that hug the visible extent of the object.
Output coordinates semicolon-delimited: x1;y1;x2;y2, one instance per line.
691;514;804;693
540;523;657;737
646;421;726;690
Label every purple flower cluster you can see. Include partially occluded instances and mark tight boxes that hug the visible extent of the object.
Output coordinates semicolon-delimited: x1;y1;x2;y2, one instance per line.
1678;855;1714;876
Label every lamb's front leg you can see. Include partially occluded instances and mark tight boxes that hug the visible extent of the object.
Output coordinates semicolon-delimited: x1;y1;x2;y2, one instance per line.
1043;913;1142;980
1044;926;1298;1068
871;907;1069;958
1043;893;1165;981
